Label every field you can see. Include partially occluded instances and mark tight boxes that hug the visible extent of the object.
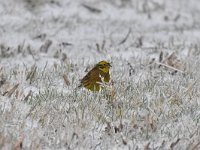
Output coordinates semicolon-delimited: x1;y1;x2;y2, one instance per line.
1;0;200;149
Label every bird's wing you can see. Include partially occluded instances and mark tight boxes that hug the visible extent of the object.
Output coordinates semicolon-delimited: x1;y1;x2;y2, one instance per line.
79;68;100;87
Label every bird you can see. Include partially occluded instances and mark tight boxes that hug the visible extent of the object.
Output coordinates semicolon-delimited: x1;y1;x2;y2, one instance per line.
79;60;111;91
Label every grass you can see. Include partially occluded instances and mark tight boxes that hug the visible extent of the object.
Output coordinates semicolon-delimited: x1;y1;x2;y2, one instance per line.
1;51;200;149
1;0;200;149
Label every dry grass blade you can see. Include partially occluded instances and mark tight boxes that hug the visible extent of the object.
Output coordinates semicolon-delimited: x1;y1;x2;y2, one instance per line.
17;40;25;53
25;103;38;119
63;74;70;86
82;4;101;13
26;65;37;84
96;40;106;53
60;42;73;47
184;79;198;97
174;14;180;22
156;62;184;74
159;51;163;62
101;40;106;50
24;90;33;102
3;83;20;97
8;84;20;97
118;28;131;45
170;138;180;149
96;43;100;52
40;40;52;53
121;137;127;145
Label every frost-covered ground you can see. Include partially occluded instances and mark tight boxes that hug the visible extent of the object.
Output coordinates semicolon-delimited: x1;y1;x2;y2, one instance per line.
1;0;200;149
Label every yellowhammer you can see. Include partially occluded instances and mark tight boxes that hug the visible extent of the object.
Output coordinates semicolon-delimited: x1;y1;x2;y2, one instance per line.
79;60;111;91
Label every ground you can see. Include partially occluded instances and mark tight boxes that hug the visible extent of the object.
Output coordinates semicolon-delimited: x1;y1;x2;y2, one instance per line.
1;0;200;149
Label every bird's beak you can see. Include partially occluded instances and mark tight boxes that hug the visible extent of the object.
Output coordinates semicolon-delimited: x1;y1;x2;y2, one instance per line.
108;63;112;67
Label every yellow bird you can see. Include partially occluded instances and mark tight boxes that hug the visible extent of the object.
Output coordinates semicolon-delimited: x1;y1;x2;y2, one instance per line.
79;61;111;91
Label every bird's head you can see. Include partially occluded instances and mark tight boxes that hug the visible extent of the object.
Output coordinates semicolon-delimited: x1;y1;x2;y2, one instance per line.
96;60;111;73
